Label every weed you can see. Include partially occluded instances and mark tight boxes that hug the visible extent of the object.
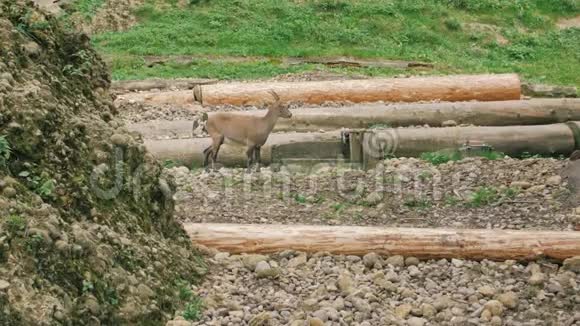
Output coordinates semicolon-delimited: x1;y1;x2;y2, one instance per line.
469;187;499;207
25;234;45;254
163;159;179;168
444;17;462;31
0;136;11;168
420;151;461;165
82;280;94;294
183;296;203;321
502;187;519;199
444;195;461;206
294;193;307;204
332;202;346;212
5;215;26;233
403;198;432;210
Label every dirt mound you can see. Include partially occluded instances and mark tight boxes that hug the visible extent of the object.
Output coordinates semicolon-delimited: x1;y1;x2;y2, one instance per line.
0;1;203;324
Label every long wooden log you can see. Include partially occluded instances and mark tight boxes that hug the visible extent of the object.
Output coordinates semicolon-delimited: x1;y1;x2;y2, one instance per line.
361;121;580;159
144;131;343;167
183;223;580;261
194;74;521;106
142;122;580;167
115;90;195;106
111;78;217;92
223;99;580;131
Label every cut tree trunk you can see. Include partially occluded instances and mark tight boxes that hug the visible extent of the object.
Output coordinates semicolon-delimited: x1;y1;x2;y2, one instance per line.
144;131;343;167
359;121;580;161
115;90;195;106
194;74;521;106
210;99;580;131
141;122;580;168
183;223;580;261
111;78;217;92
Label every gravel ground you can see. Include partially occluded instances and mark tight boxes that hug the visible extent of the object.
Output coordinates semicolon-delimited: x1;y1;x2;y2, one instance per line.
166;252;580;326
166;157;578;231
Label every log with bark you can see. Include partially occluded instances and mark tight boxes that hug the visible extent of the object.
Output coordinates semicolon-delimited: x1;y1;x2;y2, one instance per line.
144;131;344;167
111;78;217;92
359;121;580;161
141;122;580;168
194;74;522;106
183;223;580;261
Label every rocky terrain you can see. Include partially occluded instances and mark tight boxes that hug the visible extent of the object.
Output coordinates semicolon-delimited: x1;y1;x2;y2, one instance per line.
167;158;577;231
186;251;580;326
0;1;203;324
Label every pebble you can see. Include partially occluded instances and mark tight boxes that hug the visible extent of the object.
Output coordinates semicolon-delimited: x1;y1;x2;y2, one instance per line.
563;256;580;273
395;303;412;319
528;273;546;285
385;255;405;267
477;285;496;297
483;300;504;317
497;291;519;309
362;252;380;268
408;317;427;326
0;280;10;291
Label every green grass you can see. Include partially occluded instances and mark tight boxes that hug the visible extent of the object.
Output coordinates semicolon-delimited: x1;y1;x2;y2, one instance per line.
420;149;505;165
468;186;499;207
89;0;579;84
70;0;106;19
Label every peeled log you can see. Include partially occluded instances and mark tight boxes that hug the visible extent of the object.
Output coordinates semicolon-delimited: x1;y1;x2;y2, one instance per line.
211;99;580;132
361;121;580;160
144;132;343;167
183;223;580;261
116;90;195;106
194;74;521;106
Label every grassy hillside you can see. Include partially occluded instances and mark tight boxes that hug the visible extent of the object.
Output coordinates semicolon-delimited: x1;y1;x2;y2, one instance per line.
90;0;579;85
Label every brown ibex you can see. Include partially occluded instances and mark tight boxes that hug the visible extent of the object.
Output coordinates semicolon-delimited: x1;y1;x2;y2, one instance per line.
202;90;292;173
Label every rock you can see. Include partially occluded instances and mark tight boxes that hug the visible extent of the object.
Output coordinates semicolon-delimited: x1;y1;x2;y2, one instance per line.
166;316;192;326
477;285;496;297
242;254;268;271
563;256;580;273
395;303;412;319
110;133;130;146
362;252;380;268
352;298;371;314
442;120;457;127
451;259;463;267
364;192;382;205
136;284;155;300
510;181;531;189
0;280;10;291
408;317;427;326
433;296;452;311
420;303;436;317
408;265;421;277
490;316;502;326
2;186;16;198
308;317;324;326
255;261;278;278
405;257;420;266
385;255;405;267
229;310;244;318
527;185;546;193
312;309;328;322
483;300;504;316
497;291;518;309
249;312;270;326
528;273;546;285
337;273;354;295
546;175;562;186
288;253;307;268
